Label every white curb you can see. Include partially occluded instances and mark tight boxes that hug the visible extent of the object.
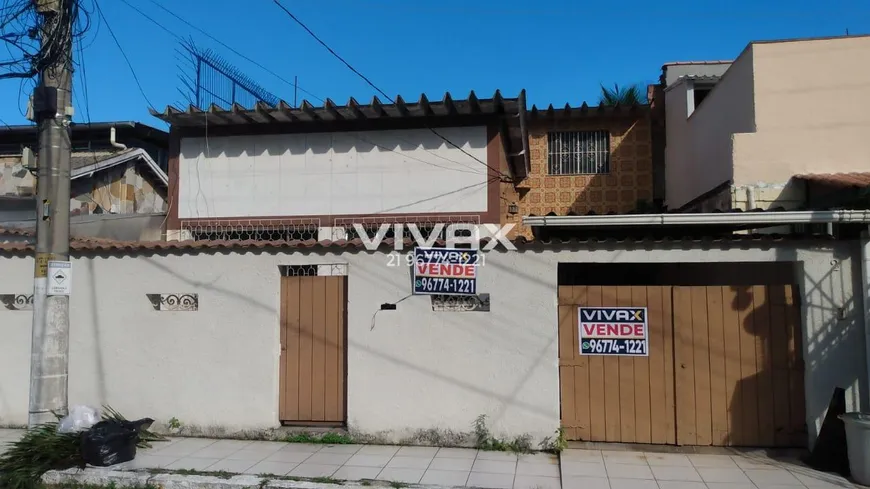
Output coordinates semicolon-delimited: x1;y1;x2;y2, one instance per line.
42;467;456;489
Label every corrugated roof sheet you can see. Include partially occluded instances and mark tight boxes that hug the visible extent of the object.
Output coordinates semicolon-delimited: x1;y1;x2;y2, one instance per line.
71;149;129;171
795;172;870;188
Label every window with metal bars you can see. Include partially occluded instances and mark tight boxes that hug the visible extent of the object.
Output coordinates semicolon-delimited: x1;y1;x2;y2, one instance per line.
547;130;611;175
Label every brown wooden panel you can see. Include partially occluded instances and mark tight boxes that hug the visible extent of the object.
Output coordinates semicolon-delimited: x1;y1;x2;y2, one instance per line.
632;286;652;444
280;275;346;424
753;285;776;446
559;285;677;444
587;286;607;442
722;286;743;446
736;286;760;446
280;277;301;421
647;286;670;444
279;278;289;421
617;287;636;443
298;279;314;420
707;287;729;445
601;286;622;442
572;287;591;441
311;278;327;421
663;285;676;445
674;287;696;445
558;299;578;440
784;285;806;446
324;276;342;421
692;287;713;446
769;285;792;446
337;277;347;421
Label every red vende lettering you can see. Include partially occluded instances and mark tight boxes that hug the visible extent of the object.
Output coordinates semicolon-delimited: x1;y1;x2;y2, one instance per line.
620;324;634;336
464;265;475;277
582;324;596;336
416;264;428;275
606;324;619;336
634;324;644;337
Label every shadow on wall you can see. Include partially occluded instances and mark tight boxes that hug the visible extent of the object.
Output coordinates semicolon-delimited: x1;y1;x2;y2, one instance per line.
179;129;484;159
726;283;807;449
725;247;865;451
779;246;867;443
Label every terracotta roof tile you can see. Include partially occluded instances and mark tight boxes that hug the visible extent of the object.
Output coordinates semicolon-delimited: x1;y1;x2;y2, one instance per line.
0;234;831;255
0;226;34;237
795;172;870;188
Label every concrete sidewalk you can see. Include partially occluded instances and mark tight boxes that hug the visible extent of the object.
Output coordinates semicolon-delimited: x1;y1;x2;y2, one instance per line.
1;429;864;489
130;437;561;489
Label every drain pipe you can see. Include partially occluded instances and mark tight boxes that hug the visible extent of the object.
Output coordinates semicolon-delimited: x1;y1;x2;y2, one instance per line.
862;226;870;403
109;126;127;150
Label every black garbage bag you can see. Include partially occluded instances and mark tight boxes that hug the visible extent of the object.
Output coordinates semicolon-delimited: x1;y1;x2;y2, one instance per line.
80;418;155;467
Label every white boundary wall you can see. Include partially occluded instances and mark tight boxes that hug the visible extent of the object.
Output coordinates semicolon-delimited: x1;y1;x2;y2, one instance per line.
0;242;866;447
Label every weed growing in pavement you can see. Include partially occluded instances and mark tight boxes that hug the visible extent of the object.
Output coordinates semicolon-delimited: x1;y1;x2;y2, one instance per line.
539;427;568;454
284;432;354;444
167;417;183;430
388;482;408;489
473;415;534;453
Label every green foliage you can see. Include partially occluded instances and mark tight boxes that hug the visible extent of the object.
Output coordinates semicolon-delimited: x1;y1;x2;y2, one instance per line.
0;422;83;489
472;415;534;453
598;83;646;106
540;428;568;454
284;431;354;444
167;417;182;430
0;406;164;489
388;482;408;488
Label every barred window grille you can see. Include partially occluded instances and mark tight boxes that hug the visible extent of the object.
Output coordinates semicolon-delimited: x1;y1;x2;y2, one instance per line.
188;224;318;241
547;130;610;175
280;264;348;276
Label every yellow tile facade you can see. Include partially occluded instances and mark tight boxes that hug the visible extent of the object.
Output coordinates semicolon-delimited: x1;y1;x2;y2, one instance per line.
502;115;653;238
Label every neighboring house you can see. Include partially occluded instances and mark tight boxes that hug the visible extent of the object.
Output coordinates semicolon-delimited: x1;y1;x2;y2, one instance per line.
660;35;870;212
0;121;170;240
151;91;652;242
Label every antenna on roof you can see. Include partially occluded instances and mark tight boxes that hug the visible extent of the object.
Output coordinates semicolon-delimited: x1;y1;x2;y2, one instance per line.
175;39;281;111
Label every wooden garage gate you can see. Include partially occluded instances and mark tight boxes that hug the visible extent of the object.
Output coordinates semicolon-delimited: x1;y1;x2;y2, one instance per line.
279;275;347;425
558;284;805;447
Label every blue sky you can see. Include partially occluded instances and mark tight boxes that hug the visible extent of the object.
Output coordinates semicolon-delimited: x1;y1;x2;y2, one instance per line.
1;0;869;128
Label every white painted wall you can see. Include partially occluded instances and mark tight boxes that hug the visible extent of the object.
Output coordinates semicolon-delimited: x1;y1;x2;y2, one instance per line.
178;127;490;219
664;48;756;210
0;242;865;448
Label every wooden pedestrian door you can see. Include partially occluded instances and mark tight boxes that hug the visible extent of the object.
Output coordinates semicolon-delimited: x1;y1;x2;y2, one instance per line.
558;285;806;447
279;275;347;425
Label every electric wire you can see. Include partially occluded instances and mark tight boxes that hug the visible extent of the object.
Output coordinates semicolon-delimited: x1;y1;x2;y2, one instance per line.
272;0;508;180
92;0;155;110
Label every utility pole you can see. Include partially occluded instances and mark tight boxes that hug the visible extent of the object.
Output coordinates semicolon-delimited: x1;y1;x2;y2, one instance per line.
28;0;74;427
